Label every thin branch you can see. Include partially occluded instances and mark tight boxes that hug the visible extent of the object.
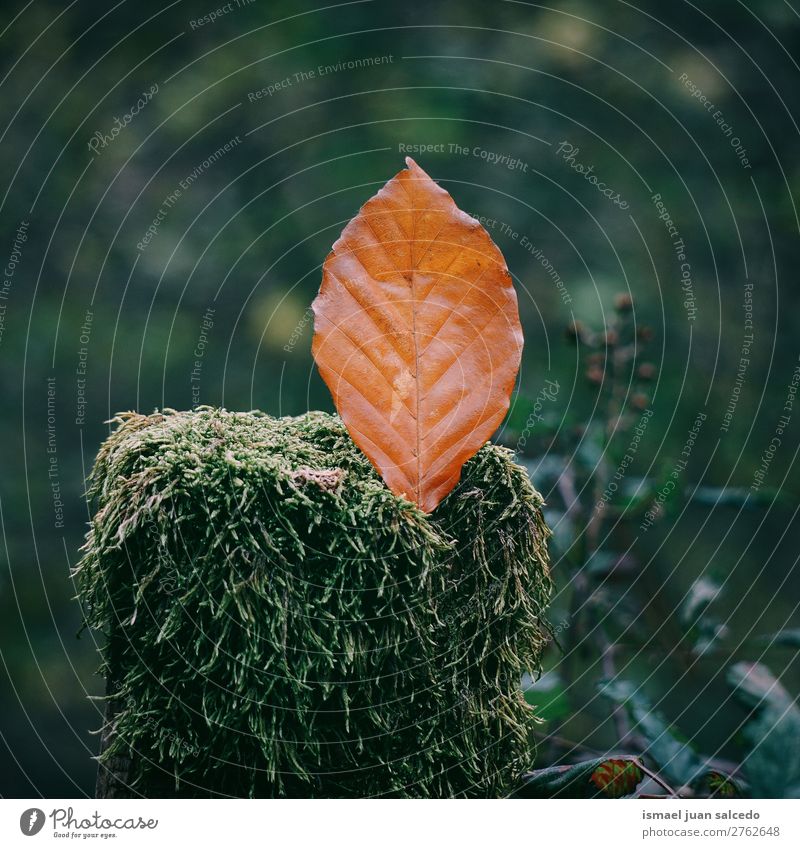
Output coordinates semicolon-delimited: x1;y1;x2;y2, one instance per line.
638;762;681;798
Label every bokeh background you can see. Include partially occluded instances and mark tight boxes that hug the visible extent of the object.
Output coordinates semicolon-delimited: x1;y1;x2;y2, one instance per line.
1;0;798;796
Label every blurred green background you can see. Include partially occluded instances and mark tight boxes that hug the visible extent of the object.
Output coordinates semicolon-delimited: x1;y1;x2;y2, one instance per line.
0;0;798;796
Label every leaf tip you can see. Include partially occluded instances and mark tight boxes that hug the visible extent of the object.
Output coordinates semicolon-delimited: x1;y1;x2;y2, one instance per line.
404;157;432;182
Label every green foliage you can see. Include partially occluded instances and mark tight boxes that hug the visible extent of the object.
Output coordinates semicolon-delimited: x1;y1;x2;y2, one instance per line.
75;408;552;798
756;630;800;649
514;298;798;799
728;663;800;798
680;577;729;657
698;771;741;799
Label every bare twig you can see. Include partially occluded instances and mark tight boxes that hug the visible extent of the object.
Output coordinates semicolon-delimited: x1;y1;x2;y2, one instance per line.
638;762;681;798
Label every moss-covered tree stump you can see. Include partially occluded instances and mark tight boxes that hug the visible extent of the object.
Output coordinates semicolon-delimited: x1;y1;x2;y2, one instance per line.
77;408;551;798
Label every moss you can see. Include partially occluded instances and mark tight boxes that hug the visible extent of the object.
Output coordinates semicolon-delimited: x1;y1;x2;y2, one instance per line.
76;407;551;797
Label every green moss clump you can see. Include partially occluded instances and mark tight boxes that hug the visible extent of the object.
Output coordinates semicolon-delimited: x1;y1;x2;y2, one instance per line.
76;408;551;798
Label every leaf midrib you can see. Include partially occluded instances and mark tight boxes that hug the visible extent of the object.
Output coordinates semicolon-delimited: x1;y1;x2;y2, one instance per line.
408;172;422;502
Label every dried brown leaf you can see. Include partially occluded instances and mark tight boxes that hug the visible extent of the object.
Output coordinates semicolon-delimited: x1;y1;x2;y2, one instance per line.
312;158;523;512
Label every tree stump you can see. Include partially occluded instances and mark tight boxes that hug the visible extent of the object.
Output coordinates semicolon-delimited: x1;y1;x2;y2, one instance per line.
76;408;551;798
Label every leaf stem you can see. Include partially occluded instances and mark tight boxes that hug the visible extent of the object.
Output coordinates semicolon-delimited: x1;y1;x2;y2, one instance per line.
637;762;681;798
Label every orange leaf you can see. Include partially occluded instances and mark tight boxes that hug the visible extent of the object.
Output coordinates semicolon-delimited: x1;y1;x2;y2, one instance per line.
311;158;523;512
589;758;644;798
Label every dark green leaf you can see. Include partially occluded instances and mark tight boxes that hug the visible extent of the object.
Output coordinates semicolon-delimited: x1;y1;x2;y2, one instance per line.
680;577;720;625
756;629;800;649
692;770;742;798
521;756;644;798
687;486;790;508
680;577;728;656
728;663;800;798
